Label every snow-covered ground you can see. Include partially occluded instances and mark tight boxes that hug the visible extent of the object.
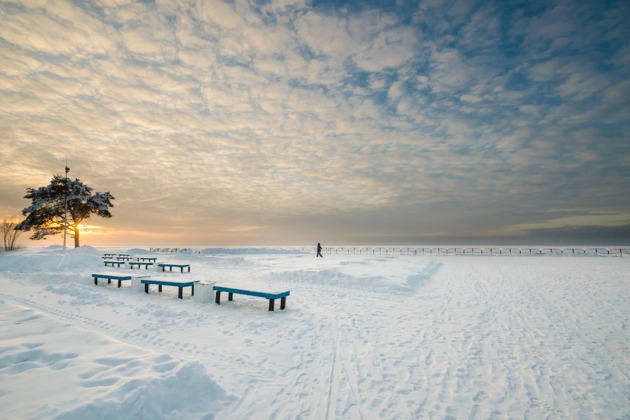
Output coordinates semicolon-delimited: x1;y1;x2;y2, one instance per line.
0;246;628;419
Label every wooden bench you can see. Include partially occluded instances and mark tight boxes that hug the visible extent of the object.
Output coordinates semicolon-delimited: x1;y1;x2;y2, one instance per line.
129;262;154;270
213;286;290;311
141;279;199;299
104;260;125;267
92;273;150;288
157;263;191;273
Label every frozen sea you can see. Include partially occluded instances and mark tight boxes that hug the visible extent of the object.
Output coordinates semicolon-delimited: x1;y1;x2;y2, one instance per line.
0;246;628;419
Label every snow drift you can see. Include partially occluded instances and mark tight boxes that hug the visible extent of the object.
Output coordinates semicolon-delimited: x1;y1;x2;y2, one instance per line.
0;246;628;419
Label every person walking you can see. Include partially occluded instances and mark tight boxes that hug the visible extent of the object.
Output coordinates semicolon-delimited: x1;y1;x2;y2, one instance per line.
316;242;323;258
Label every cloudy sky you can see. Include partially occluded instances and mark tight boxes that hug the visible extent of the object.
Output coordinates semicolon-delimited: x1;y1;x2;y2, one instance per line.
1;0;629;246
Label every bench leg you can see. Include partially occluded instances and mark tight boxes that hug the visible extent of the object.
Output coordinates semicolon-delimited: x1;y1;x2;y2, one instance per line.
280;297;286;310
162;266;165;272
269;299;275;311
158;285;163;293
178;287;183;299
228;292;233;301
191;284;194;296
215;291;221;304
117;280;122;288
145;284;149;294
188;267;190;272
108;278;112;284
94;278;98;285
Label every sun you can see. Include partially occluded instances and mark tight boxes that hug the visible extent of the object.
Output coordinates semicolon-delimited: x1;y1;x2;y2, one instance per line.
77;224;100;234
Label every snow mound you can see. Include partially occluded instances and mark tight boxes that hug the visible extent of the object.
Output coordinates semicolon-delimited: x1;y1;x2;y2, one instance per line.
201;248;304;255
266;261;441;294
0;302;233;420
58;361;230;420
125;248;152;255
72;245;101;255
0;248;101;273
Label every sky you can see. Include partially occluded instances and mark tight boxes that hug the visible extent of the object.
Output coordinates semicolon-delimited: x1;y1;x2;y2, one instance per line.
1;0;629;247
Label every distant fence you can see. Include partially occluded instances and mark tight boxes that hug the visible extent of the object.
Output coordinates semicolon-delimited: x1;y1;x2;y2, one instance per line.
150;248;192;254
297;247;630;256
148;246;629;256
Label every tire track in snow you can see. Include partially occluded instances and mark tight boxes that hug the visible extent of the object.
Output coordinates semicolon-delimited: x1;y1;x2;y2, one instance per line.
0;290;210;361
323;315;366;420
324;318;338;420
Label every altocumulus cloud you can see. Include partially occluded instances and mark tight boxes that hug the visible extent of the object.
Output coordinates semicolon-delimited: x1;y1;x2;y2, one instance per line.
0;0;629;245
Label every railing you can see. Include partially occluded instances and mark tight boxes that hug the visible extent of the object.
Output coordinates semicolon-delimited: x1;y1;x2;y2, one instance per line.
296;247;630;256
147;246;629;257
149;248;192;254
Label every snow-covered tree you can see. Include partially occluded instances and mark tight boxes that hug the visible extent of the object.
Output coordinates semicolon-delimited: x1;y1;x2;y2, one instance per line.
16;175;115;248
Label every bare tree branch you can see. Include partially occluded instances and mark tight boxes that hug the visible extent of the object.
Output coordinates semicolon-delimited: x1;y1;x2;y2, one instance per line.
1;218;23;252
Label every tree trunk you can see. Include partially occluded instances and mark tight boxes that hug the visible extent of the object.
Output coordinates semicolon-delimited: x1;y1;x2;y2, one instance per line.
74;226;80;248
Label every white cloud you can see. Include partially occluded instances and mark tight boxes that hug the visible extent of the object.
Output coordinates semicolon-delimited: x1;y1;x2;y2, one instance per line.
295;11;356;59
428;48;473;92
259;0;308;13
1;0;629;244
354;30;416;72
195;0;246;29
461;94;482;103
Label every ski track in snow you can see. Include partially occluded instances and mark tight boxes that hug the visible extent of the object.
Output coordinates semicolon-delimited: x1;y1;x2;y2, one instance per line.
1;248;629;419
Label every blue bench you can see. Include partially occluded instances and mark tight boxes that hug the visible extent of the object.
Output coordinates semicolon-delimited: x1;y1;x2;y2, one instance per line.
129;262;154;270
213;286;290;311
158;263;191;273
104;260;125;267
116;256;132;261
141;279;199;299
92;273;149;288
138;257;157;262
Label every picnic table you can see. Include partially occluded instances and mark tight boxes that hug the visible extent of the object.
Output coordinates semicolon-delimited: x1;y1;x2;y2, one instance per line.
104;260;125;267
129;262;154;270
213;286;290;311
157;263;191;273
141;279;199;299
92;272;150;288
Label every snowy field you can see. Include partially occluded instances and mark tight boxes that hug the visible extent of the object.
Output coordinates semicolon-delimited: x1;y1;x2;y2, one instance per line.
0;246;629;419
